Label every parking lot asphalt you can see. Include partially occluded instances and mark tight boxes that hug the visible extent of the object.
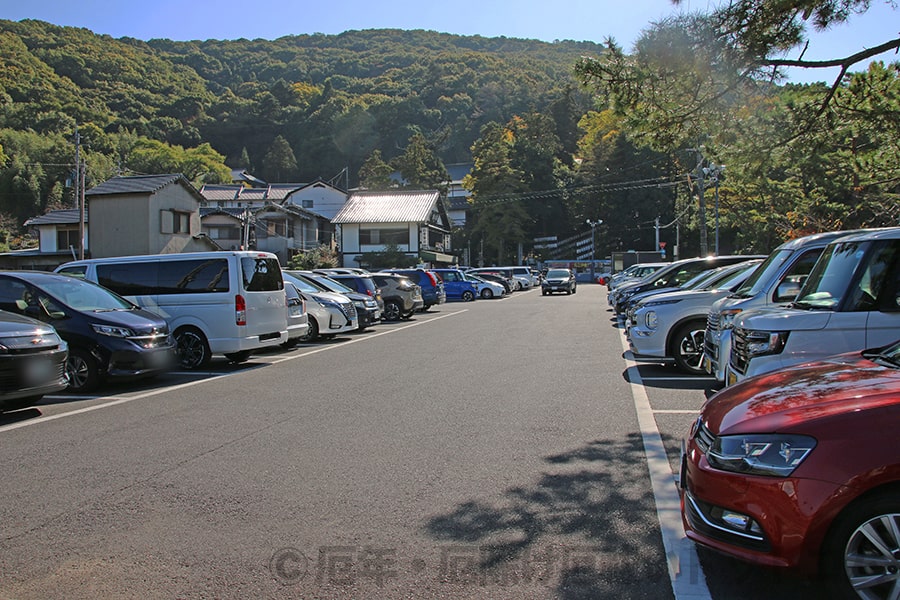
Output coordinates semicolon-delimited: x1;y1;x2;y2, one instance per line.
0;285;832;599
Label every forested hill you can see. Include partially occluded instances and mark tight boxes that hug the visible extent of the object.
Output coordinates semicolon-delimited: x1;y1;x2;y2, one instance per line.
0;19;603;183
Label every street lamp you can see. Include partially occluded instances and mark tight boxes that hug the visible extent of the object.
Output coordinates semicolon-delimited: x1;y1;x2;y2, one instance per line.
586;219;603;280
703;163;725;255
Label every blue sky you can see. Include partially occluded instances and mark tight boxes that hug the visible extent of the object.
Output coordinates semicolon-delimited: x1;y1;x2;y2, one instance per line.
3;0;898;83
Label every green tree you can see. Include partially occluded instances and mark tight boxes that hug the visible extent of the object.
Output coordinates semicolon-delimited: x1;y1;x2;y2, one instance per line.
261;135;298;182
358;149;394;190
465;122;530;265
391;132;449;192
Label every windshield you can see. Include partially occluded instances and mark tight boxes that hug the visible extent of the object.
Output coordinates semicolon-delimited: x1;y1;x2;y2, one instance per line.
41;277;134;311
283;273;321;294
547;269;570;278
302;273;354;294
733;249;792;297
794;241;872;309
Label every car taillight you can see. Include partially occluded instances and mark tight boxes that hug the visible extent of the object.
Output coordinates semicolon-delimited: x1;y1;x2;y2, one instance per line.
235;294;246;326
300;296;307;314
427;272;438;286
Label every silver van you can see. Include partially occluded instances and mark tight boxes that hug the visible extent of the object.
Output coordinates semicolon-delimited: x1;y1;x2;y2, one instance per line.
702;230;871;383
727;227;900;385
56;251;288;368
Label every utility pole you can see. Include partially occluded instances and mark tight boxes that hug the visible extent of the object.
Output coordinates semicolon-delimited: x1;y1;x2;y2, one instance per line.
586;219;602;280
74;126;86;260
693;149;708;256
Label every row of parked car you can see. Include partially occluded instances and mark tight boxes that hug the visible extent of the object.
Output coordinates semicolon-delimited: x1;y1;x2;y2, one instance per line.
0;256;541;413
607;227;900;599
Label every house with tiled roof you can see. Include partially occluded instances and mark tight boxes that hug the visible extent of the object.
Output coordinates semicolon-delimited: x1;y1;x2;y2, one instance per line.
332;189;455;268
198;181;338;263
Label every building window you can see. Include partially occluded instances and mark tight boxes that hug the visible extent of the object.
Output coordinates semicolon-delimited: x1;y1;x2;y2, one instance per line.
207;226;241;240
57;226;80;251
302;199;314;209
172;211;191;234
359;227;409;245
266;220;288;237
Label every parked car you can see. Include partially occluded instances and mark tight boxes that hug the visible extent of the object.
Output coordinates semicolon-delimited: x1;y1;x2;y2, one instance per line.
432;268;478;302
56;251;288;368
281;282;309;348
0;309;69;412
703;229;875;384
463;272;506;299
370;273;424;321
288;270;380;331
315;271;384;315
0;271;176;392
542;268;577;295
511;266;540;287
470;271;513;294
622;261;761;324
606;262;668;291
382;269;445;310
681;339;900;598
727;227;900;386
609;255;766;315
627;260;761;374
282;273;358;342
471;267;523;291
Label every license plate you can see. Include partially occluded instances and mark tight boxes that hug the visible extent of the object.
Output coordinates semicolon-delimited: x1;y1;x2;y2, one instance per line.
551;286;560;291
727;369;738;386
24;358;54;385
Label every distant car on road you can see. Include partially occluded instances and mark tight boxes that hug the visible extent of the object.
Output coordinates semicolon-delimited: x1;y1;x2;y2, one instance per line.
542;268;577;295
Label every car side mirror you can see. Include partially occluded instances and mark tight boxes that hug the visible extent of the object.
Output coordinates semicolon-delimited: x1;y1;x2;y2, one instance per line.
775;280;802;303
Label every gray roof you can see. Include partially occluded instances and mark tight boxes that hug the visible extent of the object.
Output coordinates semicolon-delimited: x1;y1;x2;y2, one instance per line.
199;183;304;202
332;190;442;224
24;209;88;226
87;174;192;197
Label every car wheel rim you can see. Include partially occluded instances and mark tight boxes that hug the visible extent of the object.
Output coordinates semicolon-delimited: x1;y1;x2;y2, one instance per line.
844;513;900;598
678;329;706;371
177;331;206;369
385;303;401;321
66;355;89;390
481;289;493;299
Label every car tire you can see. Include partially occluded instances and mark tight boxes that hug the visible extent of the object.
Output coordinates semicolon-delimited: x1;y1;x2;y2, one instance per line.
461;290;475;302
281;337;299;349
481;288;494;299
671;321;707;374
299;317;319;342
66;348;100;393
224;351;251;363
572;286;577;294
175;327;211;369
383;301;402;321
822;491;900;600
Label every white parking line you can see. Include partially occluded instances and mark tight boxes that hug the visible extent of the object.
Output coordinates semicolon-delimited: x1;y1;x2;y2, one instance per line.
619;329;711;600
0;310;468;433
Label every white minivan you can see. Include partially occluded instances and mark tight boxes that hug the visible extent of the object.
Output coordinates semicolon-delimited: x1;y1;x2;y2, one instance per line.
55;251;288;368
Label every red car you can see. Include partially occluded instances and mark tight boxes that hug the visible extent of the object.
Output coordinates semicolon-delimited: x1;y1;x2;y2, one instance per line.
681;342;900;598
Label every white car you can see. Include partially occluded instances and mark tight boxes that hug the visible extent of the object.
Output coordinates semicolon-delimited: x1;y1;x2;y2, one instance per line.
283;273;358;342
464;273;506;299
627;260;761;374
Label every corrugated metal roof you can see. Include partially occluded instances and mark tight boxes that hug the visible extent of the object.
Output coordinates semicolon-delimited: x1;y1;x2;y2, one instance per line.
87;174;186;197
332;190;441;224
24;209;88;226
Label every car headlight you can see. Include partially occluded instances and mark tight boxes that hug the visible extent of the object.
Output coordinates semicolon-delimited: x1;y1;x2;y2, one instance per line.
707;434;816;477
744;330;789;356
316;298;341;310
92;323;135;338
645;311;659;329
353;300;365;309
719;308;742;330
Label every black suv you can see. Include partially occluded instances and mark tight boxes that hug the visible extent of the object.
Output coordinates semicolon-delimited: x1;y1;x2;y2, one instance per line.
314;271;384;314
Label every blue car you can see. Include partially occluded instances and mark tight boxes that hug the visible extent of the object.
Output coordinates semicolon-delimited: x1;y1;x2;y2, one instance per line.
432;269;478;302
